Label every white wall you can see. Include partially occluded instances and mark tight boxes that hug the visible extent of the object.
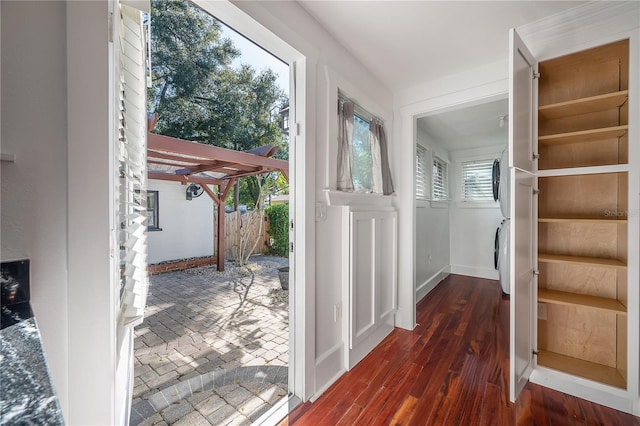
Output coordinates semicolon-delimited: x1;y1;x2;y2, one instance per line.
147;180;214;264
2;1;119;423
1;1;70;416
448;145;504;280
415;132;450;301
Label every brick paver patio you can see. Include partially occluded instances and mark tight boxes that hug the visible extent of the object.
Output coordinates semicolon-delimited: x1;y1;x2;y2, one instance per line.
130;255;289;425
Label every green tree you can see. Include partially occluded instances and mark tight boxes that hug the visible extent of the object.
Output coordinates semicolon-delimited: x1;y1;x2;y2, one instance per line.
149;0;288;156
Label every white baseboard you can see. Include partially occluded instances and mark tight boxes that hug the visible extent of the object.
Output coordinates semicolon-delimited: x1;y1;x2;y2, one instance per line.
450;264;498;280
312;343;344;402
416;266;450;302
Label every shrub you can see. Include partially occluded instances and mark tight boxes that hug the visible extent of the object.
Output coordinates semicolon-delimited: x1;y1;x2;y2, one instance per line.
265;204;289;256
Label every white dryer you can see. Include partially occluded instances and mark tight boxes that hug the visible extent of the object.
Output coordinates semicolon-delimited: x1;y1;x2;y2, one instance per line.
496;219;510;295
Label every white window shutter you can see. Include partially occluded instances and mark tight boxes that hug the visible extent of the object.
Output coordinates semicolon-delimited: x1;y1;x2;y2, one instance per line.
117;3;148;327
415;144;428;200
432;156;449;201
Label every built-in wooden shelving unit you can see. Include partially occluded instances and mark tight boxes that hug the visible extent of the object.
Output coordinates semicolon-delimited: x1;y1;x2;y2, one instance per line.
535;39;629;389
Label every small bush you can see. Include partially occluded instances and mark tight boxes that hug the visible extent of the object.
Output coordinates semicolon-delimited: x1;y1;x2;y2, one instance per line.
265;204;289;256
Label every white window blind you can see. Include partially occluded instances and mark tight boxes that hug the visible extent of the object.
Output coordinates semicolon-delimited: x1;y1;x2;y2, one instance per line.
432;157;448;201
416;144;428;200
461;159;494;201
117;4;149;327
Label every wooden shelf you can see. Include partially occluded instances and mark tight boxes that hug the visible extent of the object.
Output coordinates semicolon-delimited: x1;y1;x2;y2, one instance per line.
537;350;626;389
538;253;627;269
537;164;629;177
539;90;628;120
539;125;628;145
539;217;627;224
538;289;626;315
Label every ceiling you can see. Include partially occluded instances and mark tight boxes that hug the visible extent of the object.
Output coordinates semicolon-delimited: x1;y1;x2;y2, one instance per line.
417;98;508;151
298;1;588;151
298;1;587;93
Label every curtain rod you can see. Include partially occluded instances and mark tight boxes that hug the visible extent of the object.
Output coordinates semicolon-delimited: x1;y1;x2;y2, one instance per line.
338;92;385;125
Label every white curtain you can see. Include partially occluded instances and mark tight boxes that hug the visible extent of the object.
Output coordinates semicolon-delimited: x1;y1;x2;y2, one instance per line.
337;100;354;192
370;121;394;195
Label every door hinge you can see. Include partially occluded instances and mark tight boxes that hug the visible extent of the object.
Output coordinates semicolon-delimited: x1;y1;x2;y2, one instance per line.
532;349;539;356
533;153;540;160
289;242;294;253
533;188;540;195
290;220;294;231
295;123;301;136
533;269;540;276
533;71;541;80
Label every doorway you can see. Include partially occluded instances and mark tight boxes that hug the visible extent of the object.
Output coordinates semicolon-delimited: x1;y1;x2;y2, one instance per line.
413;97;508;305
130;1;306;424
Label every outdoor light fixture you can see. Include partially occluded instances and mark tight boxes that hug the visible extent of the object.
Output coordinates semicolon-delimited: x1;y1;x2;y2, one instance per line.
185;184;204;200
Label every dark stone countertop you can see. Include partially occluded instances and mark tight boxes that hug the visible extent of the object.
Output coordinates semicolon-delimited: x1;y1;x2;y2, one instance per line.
0;315;65;425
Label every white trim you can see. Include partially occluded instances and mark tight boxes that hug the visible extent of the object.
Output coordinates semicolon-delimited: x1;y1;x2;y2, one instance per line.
530;366;634;414
416;267;449;302
517;2;640;61
395;77;507;331
67;1;115;423
449;265;499;281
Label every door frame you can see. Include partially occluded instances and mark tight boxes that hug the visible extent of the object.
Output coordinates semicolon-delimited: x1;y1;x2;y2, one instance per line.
193;0;310;407
396;84;509;332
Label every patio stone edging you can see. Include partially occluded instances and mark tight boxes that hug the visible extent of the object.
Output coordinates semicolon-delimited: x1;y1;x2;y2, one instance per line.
130;365;288;425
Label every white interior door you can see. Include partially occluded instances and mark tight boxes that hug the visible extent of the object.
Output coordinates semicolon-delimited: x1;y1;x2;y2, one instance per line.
508;28;538;402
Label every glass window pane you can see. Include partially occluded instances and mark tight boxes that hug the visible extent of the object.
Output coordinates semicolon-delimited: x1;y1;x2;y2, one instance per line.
461;159;494;201
352;115;372;191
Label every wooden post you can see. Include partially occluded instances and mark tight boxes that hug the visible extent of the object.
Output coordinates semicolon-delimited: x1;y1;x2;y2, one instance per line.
217;184;225;272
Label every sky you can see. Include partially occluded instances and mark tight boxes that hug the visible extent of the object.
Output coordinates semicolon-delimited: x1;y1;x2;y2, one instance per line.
219;25;289;95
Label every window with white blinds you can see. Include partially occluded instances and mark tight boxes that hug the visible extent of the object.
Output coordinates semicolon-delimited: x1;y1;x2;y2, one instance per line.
461;159;494;201
416;144;429;200
432;156;449;201
117;4;149;327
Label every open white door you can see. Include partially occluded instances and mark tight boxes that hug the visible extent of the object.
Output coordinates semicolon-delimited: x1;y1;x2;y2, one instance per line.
508;28;538;402
509;29;538;172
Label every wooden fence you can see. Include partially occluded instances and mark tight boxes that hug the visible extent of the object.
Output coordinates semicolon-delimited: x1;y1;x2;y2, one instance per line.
215;210;269;261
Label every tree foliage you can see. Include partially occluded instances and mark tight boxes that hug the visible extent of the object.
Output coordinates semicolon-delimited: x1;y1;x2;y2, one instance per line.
265;204;289;256
148;0;288;156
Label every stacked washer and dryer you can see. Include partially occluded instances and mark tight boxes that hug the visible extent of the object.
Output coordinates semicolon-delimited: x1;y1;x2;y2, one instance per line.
493;148;510;295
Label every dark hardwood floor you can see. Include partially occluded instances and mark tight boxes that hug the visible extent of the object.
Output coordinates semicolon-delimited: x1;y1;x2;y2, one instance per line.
280;274;640;425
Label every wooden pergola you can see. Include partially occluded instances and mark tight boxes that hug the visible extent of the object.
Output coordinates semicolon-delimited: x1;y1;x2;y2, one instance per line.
147;132;288;271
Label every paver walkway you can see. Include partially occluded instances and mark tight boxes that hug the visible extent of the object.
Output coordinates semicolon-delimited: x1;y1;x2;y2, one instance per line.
130;255;289;425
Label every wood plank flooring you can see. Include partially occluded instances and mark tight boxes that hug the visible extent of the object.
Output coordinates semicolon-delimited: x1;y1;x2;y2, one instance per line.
280;275;640;425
